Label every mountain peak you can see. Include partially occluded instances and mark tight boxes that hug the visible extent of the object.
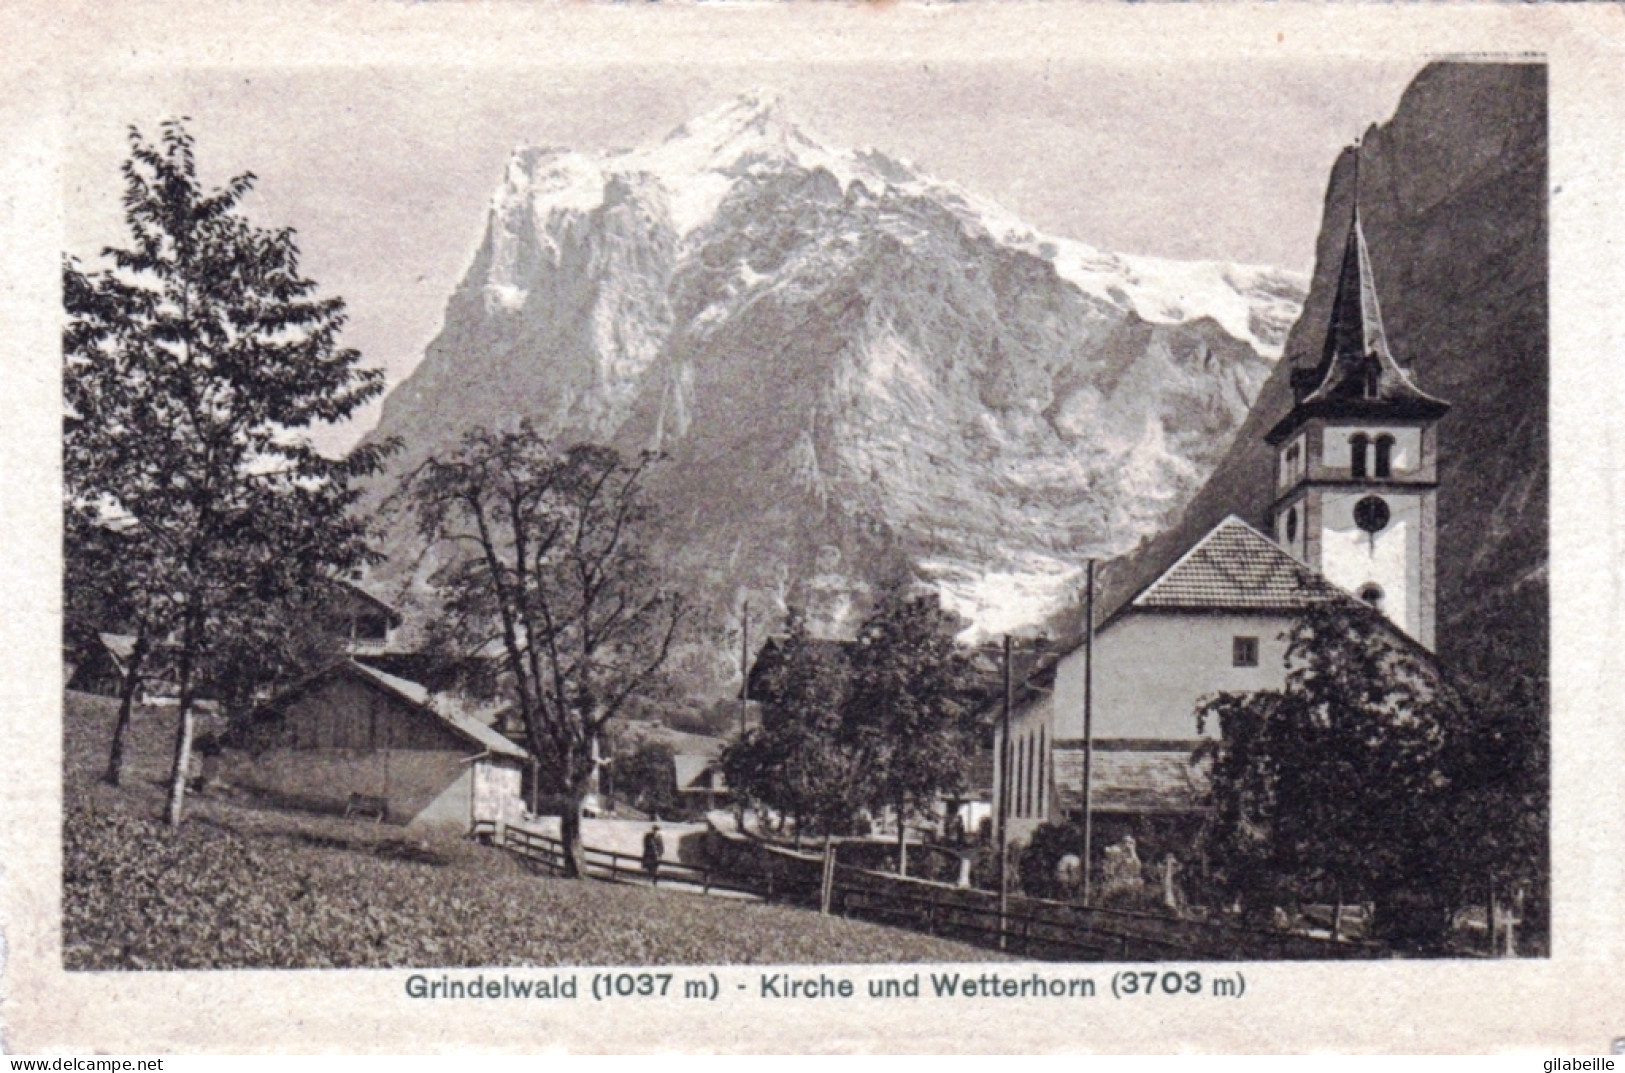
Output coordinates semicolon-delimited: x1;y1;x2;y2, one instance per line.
664;91;795;147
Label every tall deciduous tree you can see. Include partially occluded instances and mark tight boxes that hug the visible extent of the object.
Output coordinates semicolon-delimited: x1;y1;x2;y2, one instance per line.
405;423;688;876
845;590;978;874
722;612;865;843
722;593;980;865
63;121;392;823
1194;598;1475;947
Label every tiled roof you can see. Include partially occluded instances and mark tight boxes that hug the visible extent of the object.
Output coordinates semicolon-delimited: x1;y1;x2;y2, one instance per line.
344;661;528;761
673;753;727;793
1131;516;1340;613
1054;745;1209;814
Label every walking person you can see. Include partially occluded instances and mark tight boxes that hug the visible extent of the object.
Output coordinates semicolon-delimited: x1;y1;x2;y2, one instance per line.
642;823;665;887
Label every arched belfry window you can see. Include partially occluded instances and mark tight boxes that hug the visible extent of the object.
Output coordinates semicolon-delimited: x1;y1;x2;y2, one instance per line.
1286;506;1298;544
1374;434;1395;478
1359;583;1385;610
1349;433;1370;479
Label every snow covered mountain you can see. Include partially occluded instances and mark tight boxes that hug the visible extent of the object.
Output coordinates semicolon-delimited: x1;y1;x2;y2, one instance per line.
367;93;1305;676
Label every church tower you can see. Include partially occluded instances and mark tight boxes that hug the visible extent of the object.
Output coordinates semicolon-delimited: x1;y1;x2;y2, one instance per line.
1266;203;1449;650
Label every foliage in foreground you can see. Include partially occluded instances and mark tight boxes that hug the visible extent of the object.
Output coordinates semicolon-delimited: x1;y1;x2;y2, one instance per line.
62;798;1003;970
723;592;979;858
1194;599;1545;950
64;121;393;820
401;422;688;875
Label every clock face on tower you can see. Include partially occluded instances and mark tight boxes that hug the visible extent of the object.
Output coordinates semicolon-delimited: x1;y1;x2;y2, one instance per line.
1354;495;1391;534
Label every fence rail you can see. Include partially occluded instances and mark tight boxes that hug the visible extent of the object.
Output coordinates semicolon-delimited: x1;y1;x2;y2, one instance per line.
472;820;821;904
474;818;1380;962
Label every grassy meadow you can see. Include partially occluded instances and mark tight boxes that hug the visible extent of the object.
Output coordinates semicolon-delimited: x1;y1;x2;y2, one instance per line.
61;690;1004;969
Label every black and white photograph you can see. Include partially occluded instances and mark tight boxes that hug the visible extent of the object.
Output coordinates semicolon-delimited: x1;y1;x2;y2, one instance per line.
5;1;1621;1055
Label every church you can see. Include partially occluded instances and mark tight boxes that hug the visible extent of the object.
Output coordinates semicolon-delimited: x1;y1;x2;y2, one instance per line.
993;203;1450;849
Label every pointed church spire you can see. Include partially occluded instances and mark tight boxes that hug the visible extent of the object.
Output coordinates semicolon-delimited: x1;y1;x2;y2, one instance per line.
1322;207;1395;374
1267;144;1448;445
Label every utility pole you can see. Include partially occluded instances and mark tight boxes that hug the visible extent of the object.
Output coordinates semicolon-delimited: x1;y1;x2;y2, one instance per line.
1081;559;1097;905
739;600;750;737
997;632;1013;947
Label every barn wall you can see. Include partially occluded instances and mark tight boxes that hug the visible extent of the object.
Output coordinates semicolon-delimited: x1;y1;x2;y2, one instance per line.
222;674;479;825
412;765;475;828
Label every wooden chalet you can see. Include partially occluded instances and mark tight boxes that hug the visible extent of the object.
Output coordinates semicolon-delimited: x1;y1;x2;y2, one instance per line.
220;659;527;831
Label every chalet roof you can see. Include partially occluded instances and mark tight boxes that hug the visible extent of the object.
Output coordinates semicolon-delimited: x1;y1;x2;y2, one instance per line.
253;660;527;761
334;578;404;629
346;661;527;760
1128;516;1342;614
1268;209;1449;444
1054;745;1209;814
98;632;138;665
673;753;727;793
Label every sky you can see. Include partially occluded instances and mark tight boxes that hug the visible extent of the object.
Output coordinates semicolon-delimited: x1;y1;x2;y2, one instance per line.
62;59;1424;454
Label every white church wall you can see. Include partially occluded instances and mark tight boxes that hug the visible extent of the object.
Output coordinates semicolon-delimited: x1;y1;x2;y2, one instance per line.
1319;490;1422;638
1049;611;1295;743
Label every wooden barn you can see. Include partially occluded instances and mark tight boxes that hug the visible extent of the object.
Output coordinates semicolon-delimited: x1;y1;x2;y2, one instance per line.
220;660;527;831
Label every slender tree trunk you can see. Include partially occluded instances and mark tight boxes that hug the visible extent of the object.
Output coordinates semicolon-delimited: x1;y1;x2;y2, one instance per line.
164;630;198;827
103;634;148;787
896;796;908;876
560;791;586;878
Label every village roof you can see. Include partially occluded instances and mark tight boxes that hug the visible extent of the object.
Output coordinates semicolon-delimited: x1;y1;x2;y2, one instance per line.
673;752;727;793
997;517;1350;704
98;632;138;665
1127;515;1342;614
1086;748;1208;814
252;660;528;761
346;661;527;760
333;578;404;629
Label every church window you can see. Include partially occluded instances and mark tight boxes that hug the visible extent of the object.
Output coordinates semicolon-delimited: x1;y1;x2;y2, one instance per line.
1359;583;1385;610
1015;736;1026;818
1363;358;1381;399
1037;726;1047;816
1026;733;1037;818
1374;434;1395;478
1286;506;1298;544
1232;636;1259;667
1349;433;1370;479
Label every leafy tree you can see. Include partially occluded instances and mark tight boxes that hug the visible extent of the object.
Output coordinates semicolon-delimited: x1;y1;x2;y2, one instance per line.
844;589;978;874
63;121;393;823
1194;598;1474;947
404;423;688;876
721;612;865;843
722;593;979;863
607;737;680;819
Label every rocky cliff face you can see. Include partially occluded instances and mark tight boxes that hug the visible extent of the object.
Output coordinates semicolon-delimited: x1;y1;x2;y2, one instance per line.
365;94;1305;681
1098;62;1547;691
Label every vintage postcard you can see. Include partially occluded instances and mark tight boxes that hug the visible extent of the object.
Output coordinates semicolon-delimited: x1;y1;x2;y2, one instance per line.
2;0;1623;1054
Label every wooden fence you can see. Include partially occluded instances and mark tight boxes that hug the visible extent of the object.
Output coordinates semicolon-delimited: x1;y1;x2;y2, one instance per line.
472;820;823;904
475;818;1381;962
704;822;1383;962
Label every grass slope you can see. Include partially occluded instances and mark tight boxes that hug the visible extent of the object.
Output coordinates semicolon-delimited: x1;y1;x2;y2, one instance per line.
63;691;1005;969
